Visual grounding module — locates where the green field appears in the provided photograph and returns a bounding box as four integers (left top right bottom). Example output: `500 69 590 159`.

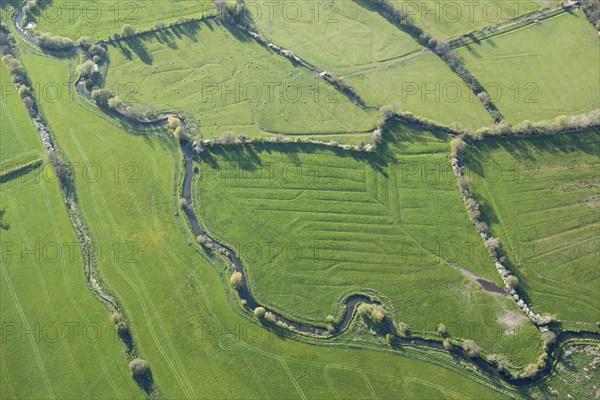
27 0 211 41
0 63 43 170
104 20 377 139
457 11 600 124
251 0 421 73
2 0 599 397
196 120 543 366
391 0 556 39
344 52 493 129
18 50 522 399
464 130 600 329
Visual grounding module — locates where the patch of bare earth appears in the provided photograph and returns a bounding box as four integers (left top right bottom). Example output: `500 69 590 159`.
497 311 528 335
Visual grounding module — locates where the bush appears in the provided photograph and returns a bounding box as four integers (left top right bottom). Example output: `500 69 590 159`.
229 271 243 289
254 306 266 317
128 358 149 377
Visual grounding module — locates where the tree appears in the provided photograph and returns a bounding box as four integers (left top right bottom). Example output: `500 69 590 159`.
76 60 95 78
397 322 409 337
229 271 243 289
111 312 123 324
506 275 519 288
122 24 137 37
370 304 386 324
91 88 114 107
108 96 123 109
436 323 446 336
129 358 148 377
168 116 182 128
254 306 265 317
463 340 480 357
443 339 452 350
22 96 34 110
264 311 276 323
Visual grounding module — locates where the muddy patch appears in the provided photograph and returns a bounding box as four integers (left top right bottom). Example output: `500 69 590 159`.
497 311 528 335
451 264 505 295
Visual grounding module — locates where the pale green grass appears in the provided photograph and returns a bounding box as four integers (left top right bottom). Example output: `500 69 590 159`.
391 0 557 38
28 0 212 41
457 11 600 124
465 129 600 329
251 0 421 73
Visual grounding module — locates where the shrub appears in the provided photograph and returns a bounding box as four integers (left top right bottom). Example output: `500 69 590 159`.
128 358 149 377
443 339 452 350
229 271 243 289
154 21 166 30
179 198 188 208
254 306 266 317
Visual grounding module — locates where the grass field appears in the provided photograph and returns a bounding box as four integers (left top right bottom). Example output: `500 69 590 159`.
250 0 421 73
0 166 141 398
196 120 544 366
27 0 211 41
457 10 600 124
344 52 493 129
464 130 600 329
18 50 522 399
104 20 377 139
0 63 43 170
390 0 557 38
